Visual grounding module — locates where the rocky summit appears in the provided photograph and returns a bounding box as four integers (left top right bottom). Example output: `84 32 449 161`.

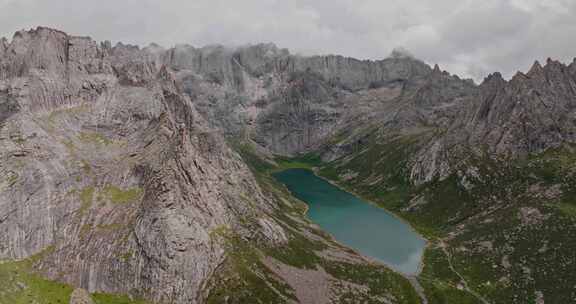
1 26 576 304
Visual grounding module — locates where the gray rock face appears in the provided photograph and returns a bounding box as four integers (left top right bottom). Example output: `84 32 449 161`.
160 42 436 155
404 58 576 183
165 42 431 91
252 70 342 154
317 57 576 185
4 25 575 303
0 27 287 303
465 59 576 155
2 24 561 203
0 37 8 58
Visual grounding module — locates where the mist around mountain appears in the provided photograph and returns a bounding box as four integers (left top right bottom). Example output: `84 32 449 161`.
1 26 576 303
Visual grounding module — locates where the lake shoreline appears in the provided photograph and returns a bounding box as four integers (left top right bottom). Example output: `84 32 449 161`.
309 167 429 277
273 167 428 277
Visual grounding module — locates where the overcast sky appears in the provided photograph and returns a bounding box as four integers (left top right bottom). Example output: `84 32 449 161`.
1 0 575 82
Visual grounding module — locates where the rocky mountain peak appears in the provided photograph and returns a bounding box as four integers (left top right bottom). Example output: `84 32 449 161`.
0 26 296 303
428 63 454 80
1 26 70 78
15 26 67 39
543 57 566 76
570 57 576 74
100 40 112 51
509 71 529 85
527 60 544 77
481 72 506 86
3 25 576 304
0 37 7 59
462 55 576 158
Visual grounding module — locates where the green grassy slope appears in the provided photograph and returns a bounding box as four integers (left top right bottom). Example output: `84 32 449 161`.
216 142 422 304
0 252 148 304
314 133 576 304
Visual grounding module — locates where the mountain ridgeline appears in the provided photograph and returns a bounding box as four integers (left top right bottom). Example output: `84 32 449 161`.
1 26 576 303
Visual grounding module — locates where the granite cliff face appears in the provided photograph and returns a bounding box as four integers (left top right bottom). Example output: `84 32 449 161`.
464 59 576 154
0 27 287 303
3 25 576 304
158 39 576 178
403 58 576 184
303 52 576 303
154 31 576 304
0 27 425 304
159 43 434 155
168 33 576 304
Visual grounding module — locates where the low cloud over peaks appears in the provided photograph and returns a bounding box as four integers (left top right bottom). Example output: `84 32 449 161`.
1 0 575 82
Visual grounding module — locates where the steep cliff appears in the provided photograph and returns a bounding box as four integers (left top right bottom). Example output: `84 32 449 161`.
0 27 423 304
4 25 576 304
160 42 435 155
312 58 576 303
0 26 279 303
159 35 576 304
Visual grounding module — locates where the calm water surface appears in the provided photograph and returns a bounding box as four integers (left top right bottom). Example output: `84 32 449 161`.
274 169 426 274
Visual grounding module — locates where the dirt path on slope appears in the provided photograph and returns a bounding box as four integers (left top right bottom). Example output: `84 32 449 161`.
438 240 491 304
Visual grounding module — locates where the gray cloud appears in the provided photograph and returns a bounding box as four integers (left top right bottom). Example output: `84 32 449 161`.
1 0 575 82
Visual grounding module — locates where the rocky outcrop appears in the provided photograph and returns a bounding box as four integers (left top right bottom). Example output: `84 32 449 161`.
164 42 432 91
356 58 576 184
5 27 574 183
464 58 576 156
0 27 287 303
3 25 575 304
1 25 428 304
159 41 438 155
0 37 8 58
157 26 576 185
252 70 342 154
152 26 576 304
405 58 576 184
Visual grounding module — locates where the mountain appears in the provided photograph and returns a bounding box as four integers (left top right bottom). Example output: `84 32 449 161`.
155 32 576 304
0 27 421 304
0 26 289 303
161 42 437 155
2 26 576 304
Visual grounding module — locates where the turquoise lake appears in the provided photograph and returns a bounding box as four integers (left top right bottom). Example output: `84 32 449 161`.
273 168 426 275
